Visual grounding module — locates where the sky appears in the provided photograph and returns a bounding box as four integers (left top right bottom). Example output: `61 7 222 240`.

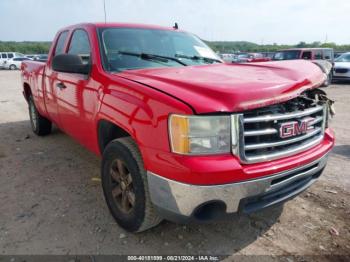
0 0 349 44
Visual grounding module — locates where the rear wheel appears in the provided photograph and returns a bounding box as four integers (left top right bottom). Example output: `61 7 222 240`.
28 96 52 136
101 137 162 232
9 64 16 70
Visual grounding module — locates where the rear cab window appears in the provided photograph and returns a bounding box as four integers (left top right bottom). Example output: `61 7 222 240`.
54 31 69 56
8 53 14 58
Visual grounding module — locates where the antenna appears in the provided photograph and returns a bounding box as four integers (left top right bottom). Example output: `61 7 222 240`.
173 22 178 30
103 0 107 23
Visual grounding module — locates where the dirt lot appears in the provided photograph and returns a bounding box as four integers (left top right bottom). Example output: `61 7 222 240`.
0 71 349 259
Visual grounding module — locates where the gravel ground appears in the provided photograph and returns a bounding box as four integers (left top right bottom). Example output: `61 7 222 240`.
0 71 349 259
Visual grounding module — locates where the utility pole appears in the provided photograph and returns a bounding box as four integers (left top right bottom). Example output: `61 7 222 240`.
103 0 107 23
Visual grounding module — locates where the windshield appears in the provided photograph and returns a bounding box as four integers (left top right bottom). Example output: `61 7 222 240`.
273 50 301 60
335 53 350 62
98 27 221 72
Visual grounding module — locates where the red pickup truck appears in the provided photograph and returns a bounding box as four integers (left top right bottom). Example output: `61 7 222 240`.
21 23 334 232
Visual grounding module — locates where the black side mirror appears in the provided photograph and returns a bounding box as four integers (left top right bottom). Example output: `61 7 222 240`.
52 54 90 74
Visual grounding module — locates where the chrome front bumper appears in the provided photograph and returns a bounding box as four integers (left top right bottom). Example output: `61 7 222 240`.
147 155 328 222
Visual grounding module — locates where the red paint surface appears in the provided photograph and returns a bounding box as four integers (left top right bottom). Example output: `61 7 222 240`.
21 23 334 185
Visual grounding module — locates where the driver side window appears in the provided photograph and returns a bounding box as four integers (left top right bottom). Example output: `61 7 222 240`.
68 29 91 65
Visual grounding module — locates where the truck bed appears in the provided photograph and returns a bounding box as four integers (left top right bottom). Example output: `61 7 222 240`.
22 60 46 76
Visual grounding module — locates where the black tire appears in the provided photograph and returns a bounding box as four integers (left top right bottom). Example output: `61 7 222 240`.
28 96 52 136
101 137 162 232
9 64 17 70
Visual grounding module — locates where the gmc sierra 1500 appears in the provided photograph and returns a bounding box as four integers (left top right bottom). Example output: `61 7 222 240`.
21 23 334 232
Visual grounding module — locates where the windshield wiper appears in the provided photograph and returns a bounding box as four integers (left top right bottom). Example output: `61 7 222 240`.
175 54 222 64
117 51 187 66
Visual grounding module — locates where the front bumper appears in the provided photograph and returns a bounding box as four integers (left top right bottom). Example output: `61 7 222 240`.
147 154 328 223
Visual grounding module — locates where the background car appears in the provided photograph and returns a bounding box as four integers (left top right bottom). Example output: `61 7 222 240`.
261 52 276 59
234 52 270 63
0 52 25 68
248 53 271 62
33 54 48 62
272 48 334 63
220 53 238 63
333 52 350 81
4 57 32 70
272 48 334 86
25 54 36 59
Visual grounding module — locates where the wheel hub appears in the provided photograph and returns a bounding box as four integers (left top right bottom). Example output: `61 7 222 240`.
110 159 135 213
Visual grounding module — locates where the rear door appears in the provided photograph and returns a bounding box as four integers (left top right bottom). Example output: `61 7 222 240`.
54 29 98 150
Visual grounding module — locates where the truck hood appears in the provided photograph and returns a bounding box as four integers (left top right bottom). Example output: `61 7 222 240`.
117 60 325 113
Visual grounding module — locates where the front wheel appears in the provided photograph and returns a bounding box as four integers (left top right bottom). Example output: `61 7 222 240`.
101 137 162 232
28 96 52 136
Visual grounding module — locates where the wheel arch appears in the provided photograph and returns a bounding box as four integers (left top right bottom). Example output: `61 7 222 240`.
23 82 32 102
97 119 133 154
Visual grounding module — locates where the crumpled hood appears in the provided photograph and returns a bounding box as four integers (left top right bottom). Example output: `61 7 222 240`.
117 60 325 113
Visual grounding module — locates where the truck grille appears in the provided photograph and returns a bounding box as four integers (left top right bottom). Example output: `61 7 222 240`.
233 97 326 164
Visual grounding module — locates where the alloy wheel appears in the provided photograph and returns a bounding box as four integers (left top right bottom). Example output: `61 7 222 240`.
110 159 135 213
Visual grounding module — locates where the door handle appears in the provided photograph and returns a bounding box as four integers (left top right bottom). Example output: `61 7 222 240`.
56 82 66 90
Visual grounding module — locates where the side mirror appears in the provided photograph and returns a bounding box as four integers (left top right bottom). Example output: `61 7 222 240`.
52 54 90 74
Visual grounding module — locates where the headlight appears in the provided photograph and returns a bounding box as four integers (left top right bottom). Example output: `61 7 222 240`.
169 114 231 155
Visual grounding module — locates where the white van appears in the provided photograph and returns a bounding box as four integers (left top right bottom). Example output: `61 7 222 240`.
0 52 25 68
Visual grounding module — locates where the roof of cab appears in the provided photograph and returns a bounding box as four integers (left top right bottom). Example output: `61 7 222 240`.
60 22 180 32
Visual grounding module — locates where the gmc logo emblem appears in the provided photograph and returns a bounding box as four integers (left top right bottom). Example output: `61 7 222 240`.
279 117 315 138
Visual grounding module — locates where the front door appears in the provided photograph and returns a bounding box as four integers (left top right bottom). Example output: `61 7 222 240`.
54 29 98 151
44 30 69 126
